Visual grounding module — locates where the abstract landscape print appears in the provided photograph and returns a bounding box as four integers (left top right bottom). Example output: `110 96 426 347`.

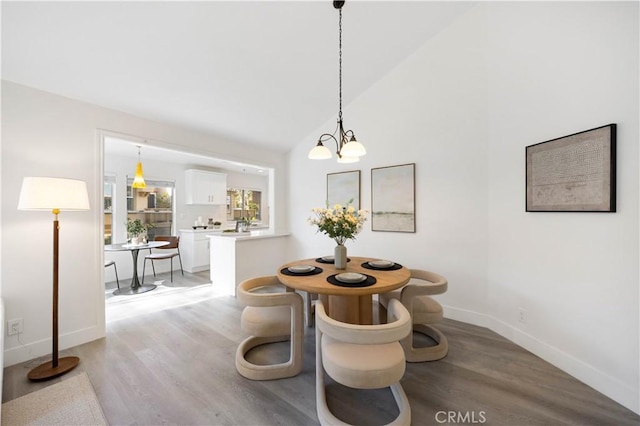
371 163 415 232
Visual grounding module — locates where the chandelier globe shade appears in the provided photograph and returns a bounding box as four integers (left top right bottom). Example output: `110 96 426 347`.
308 142 333 160
339 138 366 157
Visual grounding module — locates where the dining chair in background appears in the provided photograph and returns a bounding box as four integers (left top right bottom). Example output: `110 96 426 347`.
141 236 183 283
315 299 412 426
378 269 448 362
236 276 304 380
104 260 120 289
305 291 318 327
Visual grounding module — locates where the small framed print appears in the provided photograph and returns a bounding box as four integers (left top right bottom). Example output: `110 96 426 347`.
327 170 360 210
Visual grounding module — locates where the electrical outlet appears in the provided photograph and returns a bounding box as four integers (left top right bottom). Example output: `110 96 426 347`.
518 308 526 324
7 318 23 336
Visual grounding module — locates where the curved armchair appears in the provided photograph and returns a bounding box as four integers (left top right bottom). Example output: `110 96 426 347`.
379 269 448 362
235 276 304 380
315 299 412 426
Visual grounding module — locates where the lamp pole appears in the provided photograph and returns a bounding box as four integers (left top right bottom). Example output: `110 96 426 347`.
27 208 80 381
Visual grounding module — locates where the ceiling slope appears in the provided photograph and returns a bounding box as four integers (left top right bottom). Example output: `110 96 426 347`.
2 1 476 152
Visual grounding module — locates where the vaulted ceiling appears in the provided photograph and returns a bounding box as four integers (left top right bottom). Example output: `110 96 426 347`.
2 1 476 152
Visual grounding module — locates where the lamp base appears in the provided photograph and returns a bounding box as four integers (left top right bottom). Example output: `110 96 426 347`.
27 356 80 381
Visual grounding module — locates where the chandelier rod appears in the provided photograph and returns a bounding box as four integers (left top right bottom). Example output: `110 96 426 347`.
308 0 365 162
338 6 343 121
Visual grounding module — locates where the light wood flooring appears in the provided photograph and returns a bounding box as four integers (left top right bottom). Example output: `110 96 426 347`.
3 271 639 425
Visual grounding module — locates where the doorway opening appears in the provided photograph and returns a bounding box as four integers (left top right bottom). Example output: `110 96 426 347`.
101 132 274 320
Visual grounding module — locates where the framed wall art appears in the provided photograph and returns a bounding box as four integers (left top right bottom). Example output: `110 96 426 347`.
526 124 616 212
371 163 415 232
327 170 360 210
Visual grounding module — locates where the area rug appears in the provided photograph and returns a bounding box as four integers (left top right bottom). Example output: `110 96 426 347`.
1 372 107 425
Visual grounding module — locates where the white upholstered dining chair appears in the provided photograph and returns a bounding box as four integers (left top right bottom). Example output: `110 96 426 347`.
379 269 448 362
315 299 412 426
235 276 304 380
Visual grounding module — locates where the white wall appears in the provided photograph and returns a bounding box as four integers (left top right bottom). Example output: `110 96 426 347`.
0 81 287 366
288 2 639 414
485 1 639 413
288 4 490 323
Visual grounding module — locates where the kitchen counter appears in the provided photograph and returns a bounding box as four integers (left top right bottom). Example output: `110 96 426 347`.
179 228 224 233
180 225 269 234
208 231 290 295
179 227 276 274
208 229 287 241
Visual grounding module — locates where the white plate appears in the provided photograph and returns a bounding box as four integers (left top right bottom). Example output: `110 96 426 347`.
288 265 314 273
321 255 334 261
369 260 394 268
335 273 366 283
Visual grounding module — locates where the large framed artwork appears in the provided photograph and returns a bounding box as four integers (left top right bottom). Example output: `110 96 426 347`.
371 163 415 232
526 124 616 212
327 170 360 210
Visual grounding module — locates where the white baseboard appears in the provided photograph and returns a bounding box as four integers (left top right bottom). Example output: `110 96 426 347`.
3 325 104 368
443 305 639 415
442 304 492 328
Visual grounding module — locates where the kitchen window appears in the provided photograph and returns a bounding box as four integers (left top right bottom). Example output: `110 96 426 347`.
127 178 175 241
227 188 261 222
104 174 176 245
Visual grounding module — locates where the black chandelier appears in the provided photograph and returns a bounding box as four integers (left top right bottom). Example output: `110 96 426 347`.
308 0 366 164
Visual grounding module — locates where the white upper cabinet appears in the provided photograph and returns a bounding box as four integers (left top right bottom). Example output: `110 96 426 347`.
185 169 227 205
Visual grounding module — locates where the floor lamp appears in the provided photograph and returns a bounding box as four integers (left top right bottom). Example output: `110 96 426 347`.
18 177 90 381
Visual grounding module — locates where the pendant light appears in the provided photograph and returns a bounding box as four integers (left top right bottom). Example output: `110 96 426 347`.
308 0 366 163
132 145 146 189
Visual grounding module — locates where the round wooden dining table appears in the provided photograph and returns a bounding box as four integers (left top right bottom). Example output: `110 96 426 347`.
277 256 410 325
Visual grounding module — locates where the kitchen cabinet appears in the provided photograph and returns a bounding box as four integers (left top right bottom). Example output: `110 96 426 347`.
185 169 227 205
180 229 222 273
180 229 222 272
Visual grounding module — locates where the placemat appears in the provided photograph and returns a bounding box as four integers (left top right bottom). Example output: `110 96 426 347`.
360 261 403 271
315 257 351 264
327 274 376 287
280 267 323 276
